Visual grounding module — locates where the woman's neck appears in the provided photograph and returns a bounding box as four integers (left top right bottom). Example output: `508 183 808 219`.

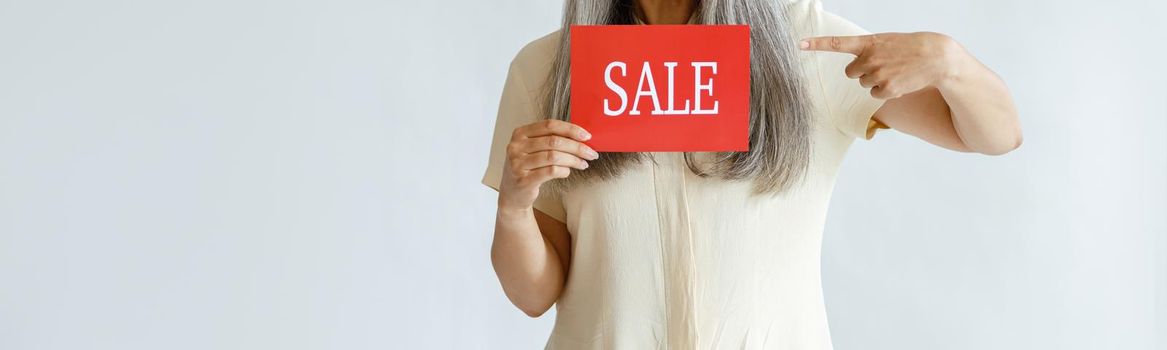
635 0 696 25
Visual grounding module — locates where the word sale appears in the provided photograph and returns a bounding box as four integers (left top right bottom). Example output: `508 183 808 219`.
601 61 719 117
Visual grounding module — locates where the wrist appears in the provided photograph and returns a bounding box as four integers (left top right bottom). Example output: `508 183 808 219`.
934 38 974 90
497 201 534 220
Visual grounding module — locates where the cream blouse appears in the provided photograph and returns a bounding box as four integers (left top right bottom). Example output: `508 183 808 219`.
482 1 887 348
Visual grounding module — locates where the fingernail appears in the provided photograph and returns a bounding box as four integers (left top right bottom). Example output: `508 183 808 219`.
579 131 592 140
580 161 589 169
799 40 809 49
585 149 599 160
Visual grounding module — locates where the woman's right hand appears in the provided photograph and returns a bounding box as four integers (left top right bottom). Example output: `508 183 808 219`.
497 119 599 212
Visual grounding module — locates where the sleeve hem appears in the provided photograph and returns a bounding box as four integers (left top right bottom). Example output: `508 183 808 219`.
847 97 887 140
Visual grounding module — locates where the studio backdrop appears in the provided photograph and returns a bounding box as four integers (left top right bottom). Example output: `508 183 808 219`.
0 0 1163 349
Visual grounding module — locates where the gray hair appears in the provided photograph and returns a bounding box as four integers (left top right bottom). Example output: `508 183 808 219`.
545 0 812 194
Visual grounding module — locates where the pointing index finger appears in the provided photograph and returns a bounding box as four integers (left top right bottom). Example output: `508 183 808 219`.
799 35 872 55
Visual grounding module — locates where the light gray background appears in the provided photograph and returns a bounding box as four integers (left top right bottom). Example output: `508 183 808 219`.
0 0 1163 349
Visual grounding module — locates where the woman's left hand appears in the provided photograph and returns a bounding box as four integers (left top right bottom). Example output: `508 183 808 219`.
800 32 970 100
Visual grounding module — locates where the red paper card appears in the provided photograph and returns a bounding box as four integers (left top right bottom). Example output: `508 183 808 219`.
570 25 750 152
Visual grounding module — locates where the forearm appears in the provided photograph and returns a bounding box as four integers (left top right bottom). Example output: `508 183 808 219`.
490 205 564 317
936 52 1022 155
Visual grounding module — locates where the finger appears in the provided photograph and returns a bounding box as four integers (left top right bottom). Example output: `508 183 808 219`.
516 119 591 141
518 150 589 171
799 35 872 55
525 165 572 185
844 57 873 79
870 85 899 100
859 73 882 89
522 135 599 160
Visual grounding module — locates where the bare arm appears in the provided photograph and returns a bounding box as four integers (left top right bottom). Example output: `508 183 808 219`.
802 32 1022 154
491 120 598 317
492 208 571 317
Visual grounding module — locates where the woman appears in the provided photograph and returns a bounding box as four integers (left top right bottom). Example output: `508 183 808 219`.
481 0 1021 348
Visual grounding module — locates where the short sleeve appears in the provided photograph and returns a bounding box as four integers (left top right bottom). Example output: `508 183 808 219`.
481 57 568 222
807 8 889 140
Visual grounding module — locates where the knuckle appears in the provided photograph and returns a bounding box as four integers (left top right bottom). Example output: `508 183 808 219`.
547 136 561 148
830 37 842 50
542 119 556 130
860 72 877 85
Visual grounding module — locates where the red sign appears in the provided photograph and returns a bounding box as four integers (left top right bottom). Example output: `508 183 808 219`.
570 25 750 152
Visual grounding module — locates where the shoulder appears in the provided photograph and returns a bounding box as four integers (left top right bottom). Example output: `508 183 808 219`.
783 0 868 38
506 30 562 94
511 30 560 68
786 1 886 139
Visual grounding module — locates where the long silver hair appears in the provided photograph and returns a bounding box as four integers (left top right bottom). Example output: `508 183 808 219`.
545 0 812 194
